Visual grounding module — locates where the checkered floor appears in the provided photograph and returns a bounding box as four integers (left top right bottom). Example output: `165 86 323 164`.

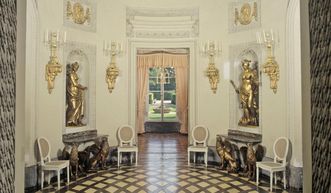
38 164 289 193
37 133 293 193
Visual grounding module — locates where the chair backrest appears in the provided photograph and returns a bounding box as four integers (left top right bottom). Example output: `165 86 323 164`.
37 137 51 166
117 125 135 146
191 125 209 146
273 137 289 166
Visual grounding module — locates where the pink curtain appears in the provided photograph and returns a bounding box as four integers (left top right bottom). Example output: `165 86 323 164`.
174 59 188 134
136 61 149 134
136 52 188 133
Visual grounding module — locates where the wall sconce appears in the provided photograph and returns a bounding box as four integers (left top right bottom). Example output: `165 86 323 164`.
256 30 280 93
44 30 66 94
200 41 222 94
103 41 123 93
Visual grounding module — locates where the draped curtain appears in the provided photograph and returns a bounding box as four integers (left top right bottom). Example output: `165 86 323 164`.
136 62 149 134
175 63 188 134
136 51 188 133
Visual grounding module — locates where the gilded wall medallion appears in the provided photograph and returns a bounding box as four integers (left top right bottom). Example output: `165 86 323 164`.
64 0 96 32
229 0 261 33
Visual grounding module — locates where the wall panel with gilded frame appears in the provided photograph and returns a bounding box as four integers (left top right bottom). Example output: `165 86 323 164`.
63 0 97 32
228 0 261 33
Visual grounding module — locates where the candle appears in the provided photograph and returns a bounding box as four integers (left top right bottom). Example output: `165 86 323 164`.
256 32 261 44
63 31 67 43
56 30 60 42
270 29 274 41
45 29 49 43
262 30 266 42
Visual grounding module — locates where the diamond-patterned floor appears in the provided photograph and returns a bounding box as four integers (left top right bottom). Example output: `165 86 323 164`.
36 133 295 193
38 164 290 193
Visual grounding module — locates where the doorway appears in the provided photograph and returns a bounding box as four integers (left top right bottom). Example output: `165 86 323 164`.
136 48 189 133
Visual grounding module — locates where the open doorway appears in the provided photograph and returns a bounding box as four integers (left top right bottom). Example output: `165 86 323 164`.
136 48 189 133
135 48 190 165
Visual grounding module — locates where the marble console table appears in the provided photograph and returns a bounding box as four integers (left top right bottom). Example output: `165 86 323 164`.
63 130 108 145
219 129 262 145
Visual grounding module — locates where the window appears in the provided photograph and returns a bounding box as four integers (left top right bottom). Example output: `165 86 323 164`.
147 67 176 121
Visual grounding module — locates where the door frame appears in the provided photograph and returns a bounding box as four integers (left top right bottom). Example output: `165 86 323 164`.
128 39 198 134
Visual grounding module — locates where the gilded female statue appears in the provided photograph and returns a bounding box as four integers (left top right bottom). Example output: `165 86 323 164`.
230 59 259 127
66 62 88 127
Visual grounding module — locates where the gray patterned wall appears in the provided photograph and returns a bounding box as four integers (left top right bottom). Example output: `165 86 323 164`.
309 0 331 192
0 0 16 192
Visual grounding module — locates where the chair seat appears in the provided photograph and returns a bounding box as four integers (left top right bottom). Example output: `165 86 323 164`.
257 161 285 171
43 160 69 170
188 145 208 152
118 146 138 152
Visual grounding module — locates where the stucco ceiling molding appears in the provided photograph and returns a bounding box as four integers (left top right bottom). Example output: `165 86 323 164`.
126 7 199 38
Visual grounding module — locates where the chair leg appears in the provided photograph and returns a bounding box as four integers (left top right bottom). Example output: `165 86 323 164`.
130 153 133 164
187 151 190 165
67 166 70 185
41 170 44 189
274 173 277 185
283 170 286 189
118 151 120 167
205 151 208 167
47 171 50 185
57 170 60 190
135 151 138 166
256 167 259 186
270 171 273 192
193 152 196 164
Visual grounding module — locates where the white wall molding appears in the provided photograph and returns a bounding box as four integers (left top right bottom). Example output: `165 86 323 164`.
25 0 40 166
126 7 199 38
286 0 303 167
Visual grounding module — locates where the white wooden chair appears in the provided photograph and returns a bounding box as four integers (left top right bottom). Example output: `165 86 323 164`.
256 137 289 192
37 137 70 190
117 125 138 167
187 125 209 167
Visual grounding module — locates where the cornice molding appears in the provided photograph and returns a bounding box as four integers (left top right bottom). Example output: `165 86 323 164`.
126 7 199 39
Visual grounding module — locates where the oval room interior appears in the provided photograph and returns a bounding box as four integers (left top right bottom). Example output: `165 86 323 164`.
1 0 330 193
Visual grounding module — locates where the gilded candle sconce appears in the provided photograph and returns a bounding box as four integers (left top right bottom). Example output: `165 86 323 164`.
44 30 66 94
103 41 123 93
256 30 279 93
200 41 222 94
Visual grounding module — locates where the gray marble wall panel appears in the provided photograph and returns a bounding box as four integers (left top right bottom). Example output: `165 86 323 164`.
0 0 17 192
309 0 331 193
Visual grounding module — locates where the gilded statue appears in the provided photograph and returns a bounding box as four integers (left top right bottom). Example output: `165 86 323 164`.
66 62 88 127
230 59 259 127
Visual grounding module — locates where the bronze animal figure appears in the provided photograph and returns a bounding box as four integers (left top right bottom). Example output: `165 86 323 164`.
99 139 110 169
70 143 79 180
246 143 257 180
216 136 238 173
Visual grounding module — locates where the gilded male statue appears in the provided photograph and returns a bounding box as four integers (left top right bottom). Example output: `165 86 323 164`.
66 62 88 127
230 59 259 127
